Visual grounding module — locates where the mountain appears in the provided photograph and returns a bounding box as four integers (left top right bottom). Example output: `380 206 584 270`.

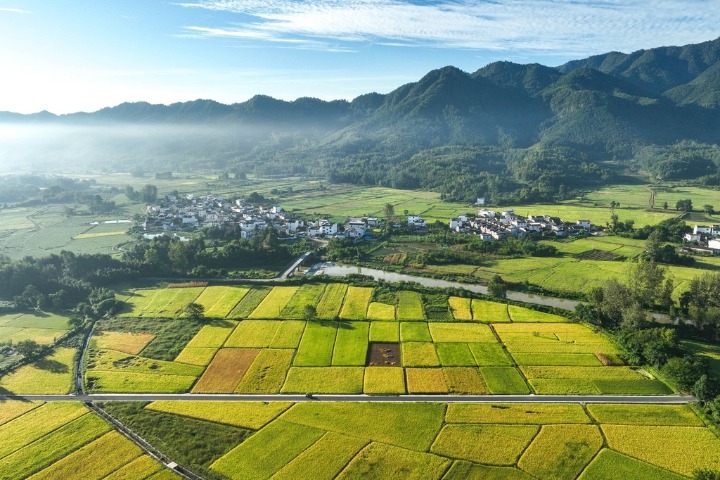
2 37 720 203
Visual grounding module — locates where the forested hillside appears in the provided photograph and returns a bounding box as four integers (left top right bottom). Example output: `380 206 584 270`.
3 37 720 204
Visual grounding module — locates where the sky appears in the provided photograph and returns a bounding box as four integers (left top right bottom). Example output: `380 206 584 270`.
1 0 719 114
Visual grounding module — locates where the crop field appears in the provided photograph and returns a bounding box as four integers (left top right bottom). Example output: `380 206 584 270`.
396 291 425 320
402 342 440 367
448 297 472 321
121 287 204 318
203 287 249 318
435 343 475 366
25 398 705 480
269 320 306 348
235 349 295 393
0 312 71 345
400 322 432 342
364 366 406 394
280 284 326 318
405 368 448 393
192 348 259 393
280 367 364 393
93 331 155 355
315 283 348 319
179 320 237 349
339 286 372 320
508 305 570 323
369 321 399 342
471 299 510 322
294 321 338 366
228 287 270 318
224 320 281 348
521 366 671 395
480 367 531 394
248 286 299 318
442 367 488 394
0 347 75 394
366 301 396 320
332 322 369 366
429 323 496 343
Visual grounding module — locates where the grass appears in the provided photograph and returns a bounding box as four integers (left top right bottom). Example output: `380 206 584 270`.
586 404 704 426
405 368 448 393
400 322 432 342
428 323 496 343
93 331 155 355
0 413 110 480
210 420 324 480
294 321 337 366
364 367 406 394
146 401 292 429
316 283 348 319
273 432 367 480
0 326 68 345
471 299 510 322
402 342 440 367
683 340 720 379
337 442 451 480
468 343 514 366
507 306 570 323
442 367 489 394
332 322 369 366
578 449 686 480
446 403 591 424
431 424 539 465
227 287 270 318
0 347 75 394
270 320 306 348
248 286 300 318
191 348 259 393
0 402 88 458
480 367 531 394
518 424 603 479
280 284 326 318
436 343 476 366
396 291 425 320
369 321 399 342
224 319 281 348
367 302 396 320
5 312 70 330
282 402 445 451
235 349 294 393
602 424 720 477
29 431 142 480
203 287 249 318
280 367 364 393
339 286 373 320
448 297 472 321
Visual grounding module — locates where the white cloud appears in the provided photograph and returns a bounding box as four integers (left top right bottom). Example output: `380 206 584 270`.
176 0 720 56
0 7 30 13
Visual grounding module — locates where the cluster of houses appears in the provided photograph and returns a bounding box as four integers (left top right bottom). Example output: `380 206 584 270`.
448 210 594 240
141 194 378 240
683 225 720 254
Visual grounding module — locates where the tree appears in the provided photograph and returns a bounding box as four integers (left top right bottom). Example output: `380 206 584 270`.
15 340 41 358
704 204 715 215
183 302 204 320
662 201 669 210
303 304 317 321
141 184 158 203
676 199 693 212
487 275 508 299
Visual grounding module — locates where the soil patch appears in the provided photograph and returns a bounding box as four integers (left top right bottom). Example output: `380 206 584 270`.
575 249 621 261
366 342 401 367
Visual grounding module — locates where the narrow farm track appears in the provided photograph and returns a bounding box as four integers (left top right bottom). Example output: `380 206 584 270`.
1 393 696 403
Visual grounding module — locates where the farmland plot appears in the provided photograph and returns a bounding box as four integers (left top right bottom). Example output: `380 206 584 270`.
316 283 348 319
339 286 373 320
332 322 369 366
280 284 326 318
369 321 399 342
366 302 396 320
0 347 75 394
428 323 495 343
396 291 424 320
281 367 364 393
248 286 299 318
227 287 271 318
518 424 603 479
294 321 337 366
192 348 259 393
471 299 510 322
204 287 249 318
224 320 280 348
235 349 294 393
94 331 155 355
448 297 472 321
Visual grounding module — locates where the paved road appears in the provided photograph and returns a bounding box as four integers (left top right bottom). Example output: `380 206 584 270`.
0 393 696 403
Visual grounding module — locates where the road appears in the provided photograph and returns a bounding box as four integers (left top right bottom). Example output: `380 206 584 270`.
0 393 696 404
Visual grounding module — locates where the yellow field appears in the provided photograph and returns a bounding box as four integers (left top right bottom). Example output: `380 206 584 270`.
147 401 292 429
94 331 155 355
191 348 259 393
0 347 75 394
448 297 472 321
405 368 448 394
248 287 299 318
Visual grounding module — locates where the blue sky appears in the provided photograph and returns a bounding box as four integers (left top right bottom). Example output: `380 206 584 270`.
1 0 718 114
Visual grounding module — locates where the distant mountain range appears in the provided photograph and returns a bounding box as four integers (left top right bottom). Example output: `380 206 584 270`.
3 37 720 203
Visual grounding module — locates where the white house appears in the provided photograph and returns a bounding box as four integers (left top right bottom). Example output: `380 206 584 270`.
709 239 720 250
685 233 702 242
576 220 592 229
694 225 713 235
